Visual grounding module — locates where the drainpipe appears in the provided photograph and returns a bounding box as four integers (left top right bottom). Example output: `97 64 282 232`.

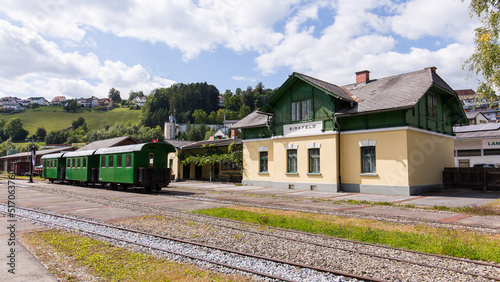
334 116 341 192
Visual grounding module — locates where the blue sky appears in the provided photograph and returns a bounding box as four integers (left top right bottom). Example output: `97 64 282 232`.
0 0 480 100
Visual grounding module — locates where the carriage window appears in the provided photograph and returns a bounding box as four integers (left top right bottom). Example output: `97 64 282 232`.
77 158 81 169
149 153 154 168
67 159 71 168
101 156 106 168
83 158 87 168
117 155 122 168
125 154 132 167
109 156 114 168
72 158 76 169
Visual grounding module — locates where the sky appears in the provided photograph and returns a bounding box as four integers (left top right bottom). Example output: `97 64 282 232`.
0 0 481 100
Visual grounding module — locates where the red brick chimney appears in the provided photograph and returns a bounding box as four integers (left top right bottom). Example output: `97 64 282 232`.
355 70 370 84
230 128 239 138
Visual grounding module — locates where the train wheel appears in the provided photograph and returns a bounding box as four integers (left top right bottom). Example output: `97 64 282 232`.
154 184 162 191
49 179 54 183
121 184 129 190
145 186 152 193
111 183 117 190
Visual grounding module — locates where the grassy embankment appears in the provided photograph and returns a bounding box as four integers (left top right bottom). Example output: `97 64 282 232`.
22 230 247 281
0 106 141 134
193 206 500 263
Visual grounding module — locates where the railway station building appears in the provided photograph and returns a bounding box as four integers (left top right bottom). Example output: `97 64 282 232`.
231 68 467 196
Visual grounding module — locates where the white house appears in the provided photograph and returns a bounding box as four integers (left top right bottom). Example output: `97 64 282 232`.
132 96 147 107
28 97 48 105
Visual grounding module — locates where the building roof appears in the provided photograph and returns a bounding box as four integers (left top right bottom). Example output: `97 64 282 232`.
181 138 242 150
164 139 196 149
454 124 500 139
95 143 175 154
231 110 270 129
77 136 139 151
456 89 475 97
0 146 74 160
338 68 456 115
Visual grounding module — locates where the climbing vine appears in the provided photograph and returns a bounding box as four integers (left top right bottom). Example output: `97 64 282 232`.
179 142 243 171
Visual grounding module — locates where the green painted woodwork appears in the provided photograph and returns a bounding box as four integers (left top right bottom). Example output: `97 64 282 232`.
42 157 65 179
97 143 174 184
273 80 335 126
65 156 98 182
243 127 272 139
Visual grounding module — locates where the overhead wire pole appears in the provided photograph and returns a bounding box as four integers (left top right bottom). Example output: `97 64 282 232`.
28 135 36 183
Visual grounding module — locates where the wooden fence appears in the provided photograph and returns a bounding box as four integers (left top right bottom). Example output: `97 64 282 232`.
443 167 500 191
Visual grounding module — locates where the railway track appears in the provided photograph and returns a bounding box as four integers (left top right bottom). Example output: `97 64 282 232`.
1 204 376 282
8 181 500 281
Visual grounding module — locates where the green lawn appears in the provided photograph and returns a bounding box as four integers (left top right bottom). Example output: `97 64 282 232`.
1 106 141 134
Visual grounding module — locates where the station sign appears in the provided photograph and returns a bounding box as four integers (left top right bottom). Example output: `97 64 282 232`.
483 139 500 149
283 121 323 137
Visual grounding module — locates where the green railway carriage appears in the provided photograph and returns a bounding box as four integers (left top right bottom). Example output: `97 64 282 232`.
64 150 100 184
41 153 67 182
95 143 175 191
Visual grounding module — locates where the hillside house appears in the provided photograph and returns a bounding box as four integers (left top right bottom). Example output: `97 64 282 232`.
232 67 467 196
52 96 66 105
28 97 48 105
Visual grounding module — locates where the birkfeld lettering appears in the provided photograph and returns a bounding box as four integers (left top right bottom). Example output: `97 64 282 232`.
488 141 500 146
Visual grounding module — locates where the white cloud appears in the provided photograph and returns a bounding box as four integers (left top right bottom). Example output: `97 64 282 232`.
0 20 175 99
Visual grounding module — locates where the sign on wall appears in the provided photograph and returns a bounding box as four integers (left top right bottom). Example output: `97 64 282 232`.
283 121 323 137
483 139 500 149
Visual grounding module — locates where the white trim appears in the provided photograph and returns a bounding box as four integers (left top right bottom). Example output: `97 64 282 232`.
285 143 298 150
306 142 321 149
359 139 376 147
258 146 269 152
242 137 274 143
341 126 454 139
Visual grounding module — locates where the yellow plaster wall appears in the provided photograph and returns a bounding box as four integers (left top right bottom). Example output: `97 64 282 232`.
168 152 178 179
243 139 274 181
406 130 454 186
243 134 338 184
340 130 409 186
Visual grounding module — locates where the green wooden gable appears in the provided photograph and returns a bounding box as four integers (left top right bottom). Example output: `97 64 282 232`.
241 69 467 139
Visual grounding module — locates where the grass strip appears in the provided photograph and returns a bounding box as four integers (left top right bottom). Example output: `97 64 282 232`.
23 230 247 282
193 207 500 263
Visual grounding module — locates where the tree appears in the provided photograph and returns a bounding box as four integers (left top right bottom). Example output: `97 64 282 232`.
464 0 500 100
192 109 208 124
128 90 144 101
72 117 86 130
35 127 47 140
4 118 29 141
238 105 252 119
64 100 78 112
108 87 122 103
31 103 40 111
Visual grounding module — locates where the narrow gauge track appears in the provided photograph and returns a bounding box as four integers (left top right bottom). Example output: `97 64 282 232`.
13 182 500 281
0 204 375 282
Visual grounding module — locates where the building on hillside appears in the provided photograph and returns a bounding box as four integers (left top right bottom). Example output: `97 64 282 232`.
77 97 99 108
232 67 467 196
52 96 66 105
456 89 500 122
454 124 500 167
28 97 48 105
98 98 113 108
2 103 23 111
0 96 22 106
466 111 489 125
132 96 147 107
